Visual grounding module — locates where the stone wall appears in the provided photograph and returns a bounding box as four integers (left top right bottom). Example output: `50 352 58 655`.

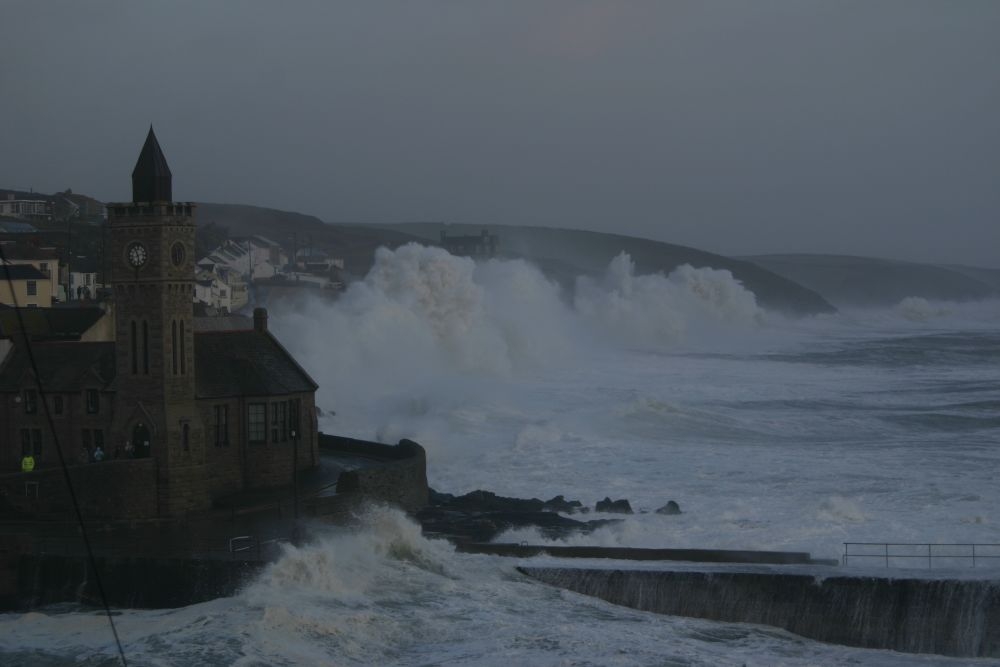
0 458 159 519
319 435 428 512
519 567 1000 659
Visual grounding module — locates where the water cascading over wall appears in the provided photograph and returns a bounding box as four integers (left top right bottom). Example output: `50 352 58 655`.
518 567 1000 658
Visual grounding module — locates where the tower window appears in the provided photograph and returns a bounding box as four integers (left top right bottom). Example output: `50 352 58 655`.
180 320 186 375
131 321 138 374
182 423 190 451
171 242 186 266
142 321 149 375
171 320 178 375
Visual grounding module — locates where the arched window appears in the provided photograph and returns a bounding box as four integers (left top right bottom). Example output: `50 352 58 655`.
179 320 186 375
171 320 178 375
142 321 149 374
130 321 138 374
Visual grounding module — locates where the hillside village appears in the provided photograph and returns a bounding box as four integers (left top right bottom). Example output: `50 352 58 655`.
0 189 348 318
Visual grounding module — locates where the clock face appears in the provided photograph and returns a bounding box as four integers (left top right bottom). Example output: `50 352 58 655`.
126 242 148 268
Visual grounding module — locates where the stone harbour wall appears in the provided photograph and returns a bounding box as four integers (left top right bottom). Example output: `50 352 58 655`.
319 435 429 512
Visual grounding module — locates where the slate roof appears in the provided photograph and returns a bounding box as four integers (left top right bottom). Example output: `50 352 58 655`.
194 331 318 398
0 342 115 392
0 327 317 399
1 264 47 280
132 126 172 203
0 306 106 341
193 315 253 332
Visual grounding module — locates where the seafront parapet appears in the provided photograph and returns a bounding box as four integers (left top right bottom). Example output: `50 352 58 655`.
519 566 1000 658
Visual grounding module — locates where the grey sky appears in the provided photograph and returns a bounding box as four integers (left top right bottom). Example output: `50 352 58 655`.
2 1 998 266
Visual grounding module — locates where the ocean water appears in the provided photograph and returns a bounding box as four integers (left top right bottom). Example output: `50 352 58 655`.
3 245 999 666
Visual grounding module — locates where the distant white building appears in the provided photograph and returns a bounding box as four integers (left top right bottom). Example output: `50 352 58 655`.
0 195 52 220
198 236 287 283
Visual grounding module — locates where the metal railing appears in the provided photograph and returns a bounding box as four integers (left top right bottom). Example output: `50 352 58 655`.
843 542 1000 568
228 535 288 561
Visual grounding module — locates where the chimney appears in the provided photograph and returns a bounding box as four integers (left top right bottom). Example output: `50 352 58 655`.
253 307 268 333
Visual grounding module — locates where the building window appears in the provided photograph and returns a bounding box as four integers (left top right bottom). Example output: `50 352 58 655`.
180 320 186 375
289 398 300 439
214 404 229 446
248 403 266 443
81 428 92 454
171 320 178 375
26 280 37 296
272 402 288 443
20 429 31 456
93 429 104 451
131 320 138 374
85 389 99 414
53 395 64 415
31 429 42 457
142 321 149 375
182 423 190 451
24 389 37 414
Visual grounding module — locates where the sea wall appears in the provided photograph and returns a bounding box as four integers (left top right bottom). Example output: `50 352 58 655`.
9 553 262 611
0 459 159 519
519 567 1000 658
319 435 428 512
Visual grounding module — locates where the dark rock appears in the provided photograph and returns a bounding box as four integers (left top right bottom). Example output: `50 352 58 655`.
656 500 682 515
416 507 598 543
544 495 583 513
595 497 633 514
427 488 585 514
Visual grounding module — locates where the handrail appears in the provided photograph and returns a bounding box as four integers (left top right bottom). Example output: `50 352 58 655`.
843 542 1000 568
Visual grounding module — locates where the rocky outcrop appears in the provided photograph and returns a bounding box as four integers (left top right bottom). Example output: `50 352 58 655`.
655 501 681 515
595 497 633 514
418 488 615 543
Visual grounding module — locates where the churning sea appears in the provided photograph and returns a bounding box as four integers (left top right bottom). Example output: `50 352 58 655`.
3 245 999 666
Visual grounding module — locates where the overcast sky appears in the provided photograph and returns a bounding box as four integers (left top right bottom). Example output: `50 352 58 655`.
2 1 998 265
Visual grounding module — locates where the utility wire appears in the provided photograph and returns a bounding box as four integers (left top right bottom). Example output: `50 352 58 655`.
0 246 128 667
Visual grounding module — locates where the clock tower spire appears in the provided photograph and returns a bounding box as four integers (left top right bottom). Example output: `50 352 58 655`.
107 127 208 515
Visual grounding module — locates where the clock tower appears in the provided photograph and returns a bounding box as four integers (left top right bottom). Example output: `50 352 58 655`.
107 127 209 514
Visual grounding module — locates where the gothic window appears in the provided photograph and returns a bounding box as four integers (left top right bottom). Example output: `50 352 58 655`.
23 389 37 414
288 399 300 439
214 405 229 446
131 320 138 374
171 242 186 266
271 402 288 443
31 429 42 457
171 320 178 375
248 403 266 443
142 321 150 374
85 389 99 414
180 320 186 375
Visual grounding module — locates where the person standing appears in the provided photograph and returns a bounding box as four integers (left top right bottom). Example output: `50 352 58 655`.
93 445 105 462
21 453 35 473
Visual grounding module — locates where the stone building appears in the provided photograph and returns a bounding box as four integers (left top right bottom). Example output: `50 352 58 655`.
0 128 318 517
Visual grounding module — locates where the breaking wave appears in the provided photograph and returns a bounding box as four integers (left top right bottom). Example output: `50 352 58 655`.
273 244 765 410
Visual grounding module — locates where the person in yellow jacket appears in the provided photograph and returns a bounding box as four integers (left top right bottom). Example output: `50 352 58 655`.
21 454 35 473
